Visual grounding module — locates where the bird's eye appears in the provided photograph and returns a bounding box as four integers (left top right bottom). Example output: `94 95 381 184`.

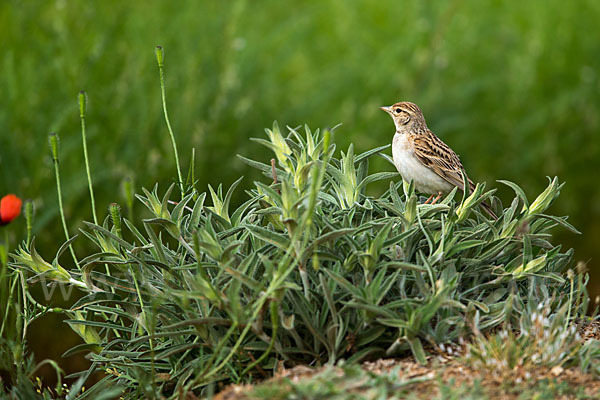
395 108 401 113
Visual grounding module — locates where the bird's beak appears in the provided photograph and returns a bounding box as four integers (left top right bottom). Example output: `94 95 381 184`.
380 106 392 114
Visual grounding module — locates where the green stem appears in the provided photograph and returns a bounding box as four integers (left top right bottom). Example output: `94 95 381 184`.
0 272 18 339
202 322 250 380
186 322 239 392
78 91 98 225
25 200 33 246
0 229 7 266
79 92 116 288
155 46 185 199
29 359 64 395
565 273 575 332
19 272 28 342
49 133 80 269
131 268 156 387
242 300 279 375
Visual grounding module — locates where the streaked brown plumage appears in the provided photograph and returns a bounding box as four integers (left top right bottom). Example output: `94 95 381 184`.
381 101 496 219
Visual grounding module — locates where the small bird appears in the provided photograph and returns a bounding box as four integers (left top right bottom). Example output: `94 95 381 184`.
381 101 496 218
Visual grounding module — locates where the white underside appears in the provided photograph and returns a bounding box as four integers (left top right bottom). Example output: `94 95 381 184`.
392 133 454 195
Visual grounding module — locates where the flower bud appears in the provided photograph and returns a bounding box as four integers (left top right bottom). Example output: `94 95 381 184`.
109 203 122 238
12 242 71 283
265 122 293 172
48 133 59 162
142 186 171 220
155 45 164 67
526 177 562 217
78 91 87 118
566 269 574 280
280 179 299 222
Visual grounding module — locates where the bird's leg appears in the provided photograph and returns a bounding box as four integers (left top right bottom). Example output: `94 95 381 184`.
430 192 443 205
424 194 435 204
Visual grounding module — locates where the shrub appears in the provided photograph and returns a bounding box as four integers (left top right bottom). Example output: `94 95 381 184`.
7 121 582 398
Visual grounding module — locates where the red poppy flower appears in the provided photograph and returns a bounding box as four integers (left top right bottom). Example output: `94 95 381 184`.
0 194 22 226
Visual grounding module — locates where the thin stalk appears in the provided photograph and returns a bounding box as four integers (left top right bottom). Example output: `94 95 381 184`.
25 200 33 246
0 229 7 275
0 272 18 338
187 147 197 201
79 93 117 290
78 91 98 225
0 229 7 266
19 272 28 341
155 46 185 199
201 322 250 381
0 232 7 337
14 273 23 344
29 359 64 395
242 300 279 375
188 322 239 390
48 133 80 269
565 271 575 332
131 268 156 388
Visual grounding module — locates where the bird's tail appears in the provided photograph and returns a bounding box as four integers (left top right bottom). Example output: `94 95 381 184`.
479 200 497 220
465 176 498 220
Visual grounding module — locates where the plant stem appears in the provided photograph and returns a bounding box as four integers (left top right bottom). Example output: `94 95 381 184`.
25 200 33 246
0 271 18 339
155 46 185 199
78 91 98 225
131 267 156 386
242 300 279 375
565 272 575 332
79 92 117 285
49 133 80 269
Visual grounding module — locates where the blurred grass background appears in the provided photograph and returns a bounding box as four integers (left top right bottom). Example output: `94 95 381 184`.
1 0 599 385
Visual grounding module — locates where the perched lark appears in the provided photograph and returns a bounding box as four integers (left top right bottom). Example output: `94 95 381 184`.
381 101 496 218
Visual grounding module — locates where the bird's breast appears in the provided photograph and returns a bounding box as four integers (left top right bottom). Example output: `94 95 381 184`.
392 133 453 194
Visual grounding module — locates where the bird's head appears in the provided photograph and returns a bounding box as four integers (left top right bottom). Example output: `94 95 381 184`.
380 101 426 133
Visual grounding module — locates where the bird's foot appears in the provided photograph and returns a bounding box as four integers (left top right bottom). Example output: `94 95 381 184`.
424 194 435 204
430 192 443 205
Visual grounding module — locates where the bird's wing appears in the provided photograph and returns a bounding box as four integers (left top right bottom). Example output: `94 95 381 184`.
412 132 475 193
412 131 497 219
